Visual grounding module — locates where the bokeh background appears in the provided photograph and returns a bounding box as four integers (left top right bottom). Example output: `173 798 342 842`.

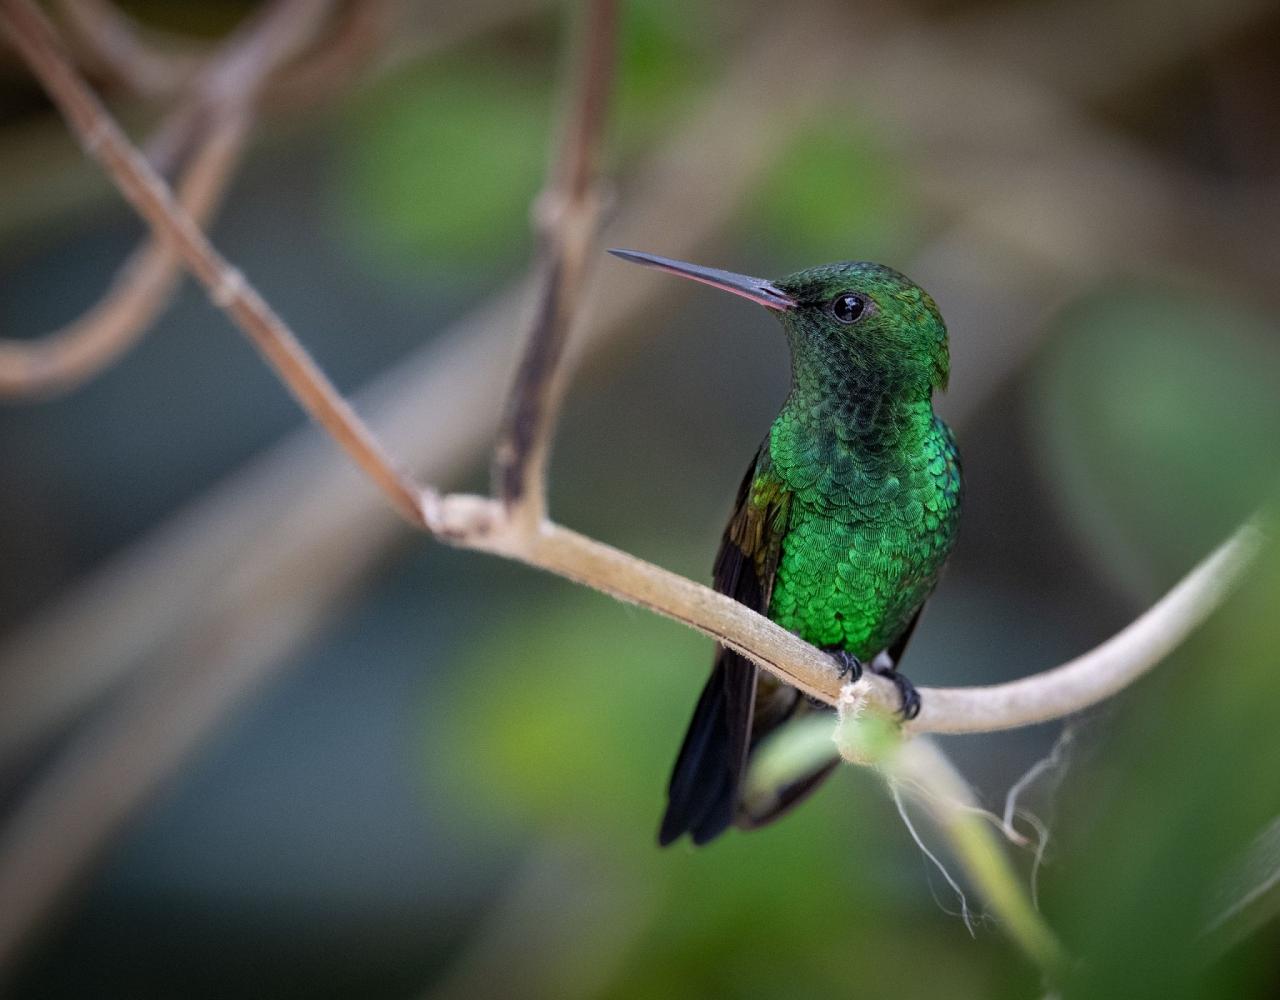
1 0 1279 997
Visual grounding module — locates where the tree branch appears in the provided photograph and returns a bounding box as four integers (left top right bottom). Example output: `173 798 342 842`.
0 115 244 399
906 519 1265 733
0 15 816 771
1 0 1272 975
492 0 617 525
424 494 1266 728
0 0 337 400
1 0 425 524
55 0 203 98
56 0 385 107
267 0 394 111
1 0 1265 737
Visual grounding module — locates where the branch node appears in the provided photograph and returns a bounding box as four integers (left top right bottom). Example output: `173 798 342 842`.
833 679 903 766
836 678 871 723
530 188 565 233
81 115 109 154
210 266 246 308
428 493 504 545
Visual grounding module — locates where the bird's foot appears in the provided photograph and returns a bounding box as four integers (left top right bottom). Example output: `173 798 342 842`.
871 662 921 720
830 650 863 682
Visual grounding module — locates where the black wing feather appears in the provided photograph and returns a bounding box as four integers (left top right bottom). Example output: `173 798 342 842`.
659 450 936 844
659 447 780 846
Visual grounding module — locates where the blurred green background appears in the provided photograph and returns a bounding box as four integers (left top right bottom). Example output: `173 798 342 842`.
1 0 1279 997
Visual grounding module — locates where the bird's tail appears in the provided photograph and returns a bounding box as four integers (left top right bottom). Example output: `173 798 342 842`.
659 661 841 845
658 656 754 846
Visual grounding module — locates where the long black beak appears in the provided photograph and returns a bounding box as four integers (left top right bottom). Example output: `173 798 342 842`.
608 248 795 311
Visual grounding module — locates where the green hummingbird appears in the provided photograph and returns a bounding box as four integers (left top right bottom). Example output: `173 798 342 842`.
608 249 962 846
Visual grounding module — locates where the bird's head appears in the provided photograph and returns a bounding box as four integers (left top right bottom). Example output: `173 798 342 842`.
608 250 949 399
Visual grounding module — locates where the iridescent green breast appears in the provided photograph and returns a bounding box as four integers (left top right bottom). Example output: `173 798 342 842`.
765 411 961 658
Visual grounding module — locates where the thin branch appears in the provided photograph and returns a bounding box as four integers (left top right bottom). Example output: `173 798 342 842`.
267 0 394 110
172 0 333 115
906 520 1264 734
0 2 1270 973
2 0 1266 735
0 15 814 771
0 116 245 399
492 0 617 525
1 0 424 526
0 0 336 400
424 494 1267 729
55 0 203 98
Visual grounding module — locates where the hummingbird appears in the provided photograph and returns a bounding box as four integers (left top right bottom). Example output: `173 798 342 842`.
608 249 962 846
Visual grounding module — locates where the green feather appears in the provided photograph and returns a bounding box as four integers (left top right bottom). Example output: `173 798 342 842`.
766 261 961 659
608 249 963 844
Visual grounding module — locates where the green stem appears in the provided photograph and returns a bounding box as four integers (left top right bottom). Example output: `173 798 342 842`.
886 737 1068 976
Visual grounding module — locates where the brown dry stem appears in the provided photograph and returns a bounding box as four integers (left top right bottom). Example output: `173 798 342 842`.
1 0 1271 979
492 0 618 526
0 0 339 400
0 0 1262 734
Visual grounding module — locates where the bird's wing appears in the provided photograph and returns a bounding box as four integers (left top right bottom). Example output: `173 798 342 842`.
658 445 790 846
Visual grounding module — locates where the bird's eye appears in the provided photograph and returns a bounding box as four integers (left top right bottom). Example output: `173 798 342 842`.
830 293 866 324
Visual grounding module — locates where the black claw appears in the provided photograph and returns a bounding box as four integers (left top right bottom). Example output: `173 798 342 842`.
830 650 863 682
872 663 921 720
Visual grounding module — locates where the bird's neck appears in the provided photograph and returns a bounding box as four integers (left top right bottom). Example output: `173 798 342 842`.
769 363 937 494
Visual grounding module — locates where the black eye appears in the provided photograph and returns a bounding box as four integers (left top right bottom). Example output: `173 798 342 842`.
830 293 866 324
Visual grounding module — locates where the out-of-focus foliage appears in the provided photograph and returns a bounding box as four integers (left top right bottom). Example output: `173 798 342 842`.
1036 290 1280 588
332 0 712 276
1031 294 1280 998
612 0 715 147
2 0 1279 997
749 126 924 264
1045 536 1280 1000
335 54 554 273
431 591 1031 1000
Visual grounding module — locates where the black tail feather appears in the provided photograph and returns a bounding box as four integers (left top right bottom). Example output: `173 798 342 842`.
658 656 756 846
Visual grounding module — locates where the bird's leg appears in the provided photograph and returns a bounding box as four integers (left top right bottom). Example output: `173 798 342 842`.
869 655 921 721
829 649 863 682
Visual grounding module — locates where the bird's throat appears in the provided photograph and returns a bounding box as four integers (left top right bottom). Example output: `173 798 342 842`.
768 378 937 501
